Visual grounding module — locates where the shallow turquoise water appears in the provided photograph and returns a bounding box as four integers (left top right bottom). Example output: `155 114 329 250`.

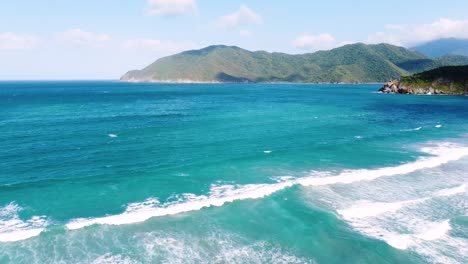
0 82 467 263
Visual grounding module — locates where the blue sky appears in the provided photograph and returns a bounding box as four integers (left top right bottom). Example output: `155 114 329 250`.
1 0 468 79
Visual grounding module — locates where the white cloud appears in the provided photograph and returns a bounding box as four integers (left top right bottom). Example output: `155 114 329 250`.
366 18 468 46
216 5 262 28
292 33 336 51
239 29 253 37
121 38 195 53
60 28 110 47
366 32 405 46
147 0 196 16
0 33 39 50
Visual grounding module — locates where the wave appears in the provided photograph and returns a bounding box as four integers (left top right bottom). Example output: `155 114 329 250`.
337 196 455 250
435 184 466 197
297 143 468 187
92 254 137 264
337 198 427 220
415 220 452 241
336 178 465 250
334 182 466 257
338 182 466 221
0 202 48 242
401 127 422 132
66 182 294 230
66 142 468 230
346 220 453 251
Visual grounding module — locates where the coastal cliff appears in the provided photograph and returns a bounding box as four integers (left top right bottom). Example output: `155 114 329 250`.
378 66 468 95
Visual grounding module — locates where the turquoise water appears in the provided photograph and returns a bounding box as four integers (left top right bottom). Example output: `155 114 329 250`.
0 82 467 263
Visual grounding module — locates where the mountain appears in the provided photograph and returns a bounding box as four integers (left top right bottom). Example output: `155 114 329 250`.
411 38 468 57
121 43 468 83
378 66 468 95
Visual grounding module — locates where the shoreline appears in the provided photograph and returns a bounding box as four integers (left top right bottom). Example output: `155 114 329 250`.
119 79 384 85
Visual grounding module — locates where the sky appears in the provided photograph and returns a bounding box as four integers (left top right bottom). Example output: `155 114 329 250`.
1 0 468 80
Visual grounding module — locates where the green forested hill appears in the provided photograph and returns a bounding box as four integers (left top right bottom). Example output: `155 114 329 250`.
399 66 468 94
121 43 468 83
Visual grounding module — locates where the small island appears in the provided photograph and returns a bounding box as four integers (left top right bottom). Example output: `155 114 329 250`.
378 66 468 95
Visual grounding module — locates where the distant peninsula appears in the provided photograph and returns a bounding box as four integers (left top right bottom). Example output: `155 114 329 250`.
378 66 468 95
121 43 468 84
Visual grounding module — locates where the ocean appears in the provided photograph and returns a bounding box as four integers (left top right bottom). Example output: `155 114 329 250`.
0 81 467 264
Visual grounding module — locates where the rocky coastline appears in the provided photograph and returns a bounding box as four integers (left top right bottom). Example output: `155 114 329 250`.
378 65 468 95
378 80 447 95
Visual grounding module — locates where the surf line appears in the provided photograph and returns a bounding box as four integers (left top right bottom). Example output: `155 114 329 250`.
66 144 468 230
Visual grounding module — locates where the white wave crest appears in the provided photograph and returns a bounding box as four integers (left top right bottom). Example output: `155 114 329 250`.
0 202 48 242
92 254 137 264
435 184 466 197
66 142 468 230
402 127 422 132
338 182 466 221
298 143 468 187
416 220 452 241
66 182 294 230
337 198 427 220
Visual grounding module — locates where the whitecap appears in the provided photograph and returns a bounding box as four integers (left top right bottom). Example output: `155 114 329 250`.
66 181 294 230
92 253 137 264
435 124 443 128
0 202 48 242
108 134 118 138
402 127 422 132
383 233 413 250
263 150 272 154
66 142 468 230
415 220 451 241
435 184 466 197
337 198 427 220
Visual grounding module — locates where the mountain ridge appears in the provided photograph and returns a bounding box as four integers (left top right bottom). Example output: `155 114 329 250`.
121 43 468 83
411 38 468 57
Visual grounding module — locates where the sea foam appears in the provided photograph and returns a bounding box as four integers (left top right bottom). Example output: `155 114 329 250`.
337 198 427 220
0 202 48 242
416 220 452 241
435 184 466 197
402 127 422 132
66 142 468 230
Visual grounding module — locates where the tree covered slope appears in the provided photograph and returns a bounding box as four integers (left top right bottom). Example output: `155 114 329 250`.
121 43 468 83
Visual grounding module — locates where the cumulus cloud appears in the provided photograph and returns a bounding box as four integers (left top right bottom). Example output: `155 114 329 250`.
121 38 195 53
60 28 110 47
147 0 196 16
292 33 336 51
215 5 263 28
366 18 468 46
0 32 40 50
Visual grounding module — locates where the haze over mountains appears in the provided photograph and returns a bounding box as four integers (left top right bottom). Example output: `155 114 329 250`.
411 38 468 57
121 39 468 83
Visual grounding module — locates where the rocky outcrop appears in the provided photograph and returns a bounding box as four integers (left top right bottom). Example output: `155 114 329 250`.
378 80 446 94
378 66 468 95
